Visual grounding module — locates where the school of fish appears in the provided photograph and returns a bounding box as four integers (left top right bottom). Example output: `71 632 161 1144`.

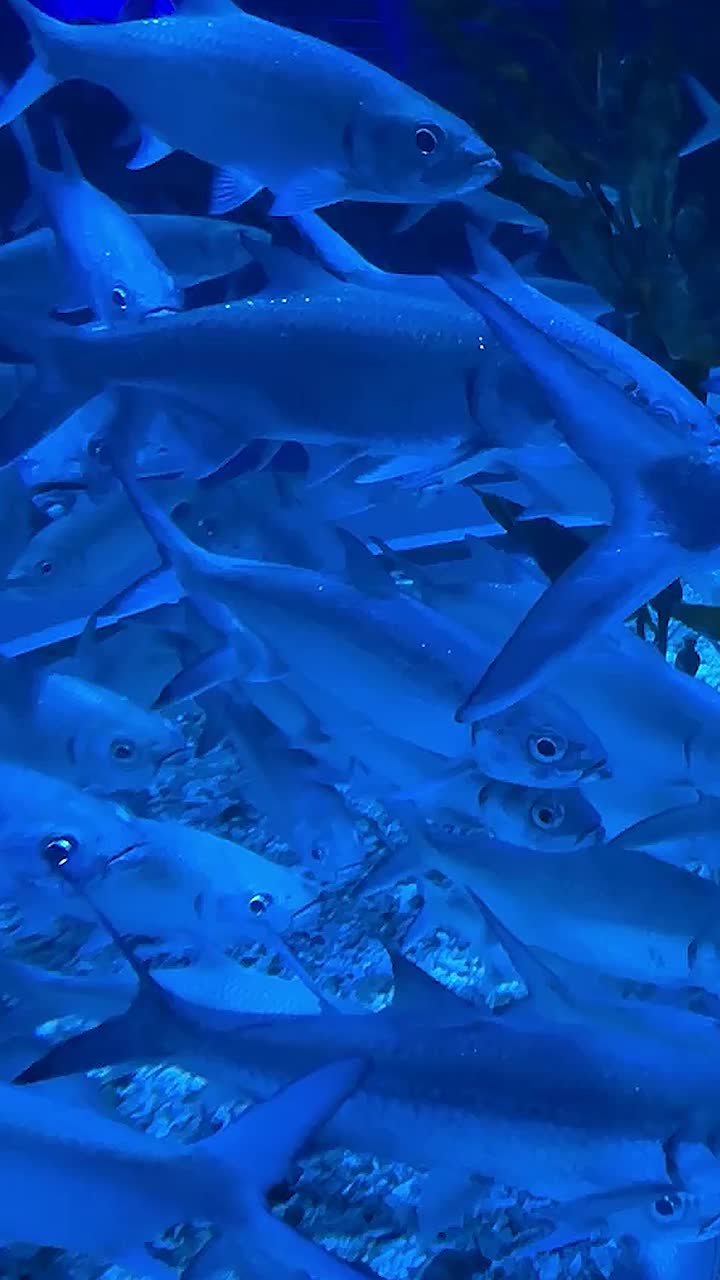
2 2 720 1279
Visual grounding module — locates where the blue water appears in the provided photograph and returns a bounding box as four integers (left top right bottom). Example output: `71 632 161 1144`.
0 2 720 1280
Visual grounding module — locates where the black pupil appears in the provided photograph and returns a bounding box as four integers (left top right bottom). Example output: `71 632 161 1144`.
655 1197 676 1218
536 738 557 758
537 808 555 825
113 288 128 308
45 838 73 865
39 561 53 575
113 742 133 759
416 127 437 154
250 895 268 914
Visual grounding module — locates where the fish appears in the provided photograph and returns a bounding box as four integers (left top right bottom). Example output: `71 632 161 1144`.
0 482 186 650
17 900 720 1230
195 687 362 882
510 151 586 197
8 111 182 324
458 232 717 445
0 651 184 794
391 186 548 237
0 276 542 474
43 810 320 948
0 214 258 313
476 779 605 850
1 0 498 215
426 565 720 795
0 1059 369 1280
401 835 720 996
104 444 611 788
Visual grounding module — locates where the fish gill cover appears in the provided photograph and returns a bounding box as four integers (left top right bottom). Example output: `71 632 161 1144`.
2 1 720 1279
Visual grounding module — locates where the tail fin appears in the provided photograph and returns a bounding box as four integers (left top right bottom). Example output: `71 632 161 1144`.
455 522 684 719
14 969 177 1083
679 75 720 158
186 1058 370 1280
0 1 63 128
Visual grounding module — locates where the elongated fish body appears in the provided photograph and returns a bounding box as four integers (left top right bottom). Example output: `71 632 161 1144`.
4 0 496 211
27 982 715 1206
16 291 504 457
435 840 720 993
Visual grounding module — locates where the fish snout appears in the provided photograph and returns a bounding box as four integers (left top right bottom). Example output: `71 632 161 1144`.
580 757 612 782
577 820 606 847
467 153 502 187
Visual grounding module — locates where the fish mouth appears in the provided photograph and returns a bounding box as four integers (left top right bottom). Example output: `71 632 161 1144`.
144 306 180 320
104 842 148 874
575 823 605 847
580 757 612 781
468 155 502 187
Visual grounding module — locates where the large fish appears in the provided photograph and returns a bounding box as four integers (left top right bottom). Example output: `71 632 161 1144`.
0 280 541 470
17 913 720 1225
1 0 498 214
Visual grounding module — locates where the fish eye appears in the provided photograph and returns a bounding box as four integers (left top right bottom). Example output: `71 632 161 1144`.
35 559 54 577
87 434 110 463
310 847 325 862
530 800 566 830
415 125 442 155
111 284 129 310
111 738 138 762
248 892 273 916
40 834 78 869
528 732 567 763
651 1193 685 1221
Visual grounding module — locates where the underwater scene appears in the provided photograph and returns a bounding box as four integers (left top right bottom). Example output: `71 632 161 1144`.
6 0 720 1277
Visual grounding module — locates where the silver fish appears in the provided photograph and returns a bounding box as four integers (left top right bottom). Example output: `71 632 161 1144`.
2 0 497 215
